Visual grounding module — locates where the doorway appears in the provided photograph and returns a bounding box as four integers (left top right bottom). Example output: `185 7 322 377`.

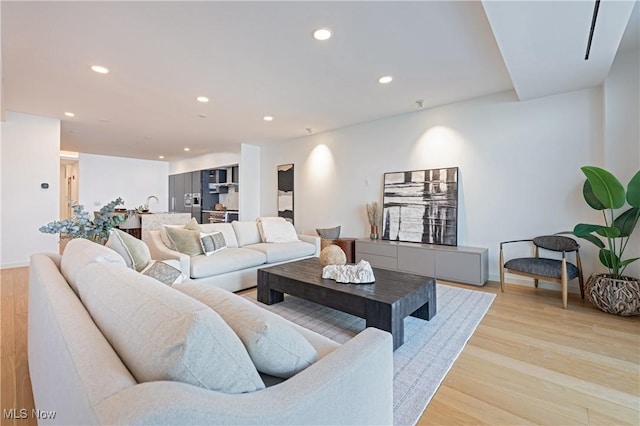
60 159 79 220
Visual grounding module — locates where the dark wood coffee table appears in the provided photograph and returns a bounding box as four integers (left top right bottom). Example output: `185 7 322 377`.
257 258 436 350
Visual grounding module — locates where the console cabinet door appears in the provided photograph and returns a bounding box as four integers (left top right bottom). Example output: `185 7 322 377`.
435 251 481 285
397 246 436 276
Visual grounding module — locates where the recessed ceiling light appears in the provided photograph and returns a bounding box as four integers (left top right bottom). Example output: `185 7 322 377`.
64 112 75 117
184 147 190 152
313 28 332 41
91 65 109 74
158 155 165 159
196 96 209 103
263 116 274 121
378 75 393 84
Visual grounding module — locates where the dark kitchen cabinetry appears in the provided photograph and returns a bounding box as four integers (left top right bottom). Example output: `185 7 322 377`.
169 164 239 224
168 170 202 223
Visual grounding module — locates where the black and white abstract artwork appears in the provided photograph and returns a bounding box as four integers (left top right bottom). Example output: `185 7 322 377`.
277 164 294 223
382 167 458 246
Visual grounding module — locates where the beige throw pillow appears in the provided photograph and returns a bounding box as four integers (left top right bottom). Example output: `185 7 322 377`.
184 217 201 231
178 284 318 378
106 229 152 272
77 262 265 394
164 227 203 256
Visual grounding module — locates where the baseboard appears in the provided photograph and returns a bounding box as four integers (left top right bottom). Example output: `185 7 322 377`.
491 274 582 294
1 262 29 270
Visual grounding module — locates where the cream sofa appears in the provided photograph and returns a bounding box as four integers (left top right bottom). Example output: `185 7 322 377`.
28 239 393 425
144 220 320 292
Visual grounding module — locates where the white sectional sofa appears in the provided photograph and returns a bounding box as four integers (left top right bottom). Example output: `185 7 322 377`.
28 238 393 425
144 219 320 292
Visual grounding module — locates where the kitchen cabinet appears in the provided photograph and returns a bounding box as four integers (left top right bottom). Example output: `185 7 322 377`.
169 164 239 224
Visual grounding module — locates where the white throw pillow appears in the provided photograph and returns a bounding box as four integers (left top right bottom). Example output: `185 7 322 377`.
260 220 299 243
231 221 262 247
200 232 227 256
106 229 151 272
77 262 265 394
141 259 183 285
257 216 286 242
177 284 317 378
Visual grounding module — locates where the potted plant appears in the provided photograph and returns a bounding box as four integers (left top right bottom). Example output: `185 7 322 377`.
40 198 126 246
573 166 640 316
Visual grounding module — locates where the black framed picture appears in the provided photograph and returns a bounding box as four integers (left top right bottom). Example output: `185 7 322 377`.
382 167 458 246
277 164 294 223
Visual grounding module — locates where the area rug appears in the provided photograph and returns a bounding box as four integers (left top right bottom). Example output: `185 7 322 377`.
243 283 495 426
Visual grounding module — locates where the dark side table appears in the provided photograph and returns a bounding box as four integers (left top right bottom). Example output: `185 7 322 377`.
320 238 357 263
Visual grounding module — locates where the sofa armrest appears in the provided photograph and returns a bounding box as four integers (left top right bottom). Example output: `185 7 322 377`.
298 234 320 256
145 231 190 278
97 327 393 425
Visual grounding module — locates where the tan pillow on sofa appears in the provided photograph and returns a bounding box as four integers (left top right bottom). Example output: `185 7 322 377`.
164 227 203 256
76 262 265 394
178 284 318 378
106 229 151 272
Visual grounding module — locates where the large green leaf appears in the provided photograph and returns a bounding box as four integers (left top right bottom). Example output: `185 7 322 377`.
595 226 621 238
627 170 640 207
575 233 605 248
582 180 606 210
599 249 620 269
581 166 625 209
619 257 640 268
573 223 604 236
614 207 640 237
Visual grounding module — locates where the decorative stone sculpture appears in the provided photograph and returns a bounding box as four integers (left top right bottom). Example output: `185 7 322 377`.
322 260 375 284
319 244 347 266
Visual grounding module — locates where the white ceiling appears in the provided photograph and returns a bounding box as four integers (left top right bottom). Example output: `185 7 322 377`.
1 1 638 161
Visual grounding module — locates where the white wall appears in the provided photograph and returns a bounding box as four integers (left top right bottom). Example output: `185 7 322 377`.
1 112 60 267
604 47 640 278
259 88 605 285
239 144 261 220
78 153 169 213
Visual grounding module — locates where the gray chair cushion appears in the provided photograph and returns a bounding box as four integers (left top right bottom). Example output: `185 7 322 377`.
505 257 579 280
533 236 579 252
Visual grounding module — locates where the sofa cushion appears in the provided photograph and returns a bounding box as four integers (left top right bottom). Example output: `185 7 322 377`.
61 238 126 295
246 241 317 263
76 262 265 394
159 225 182 250
200 232 226 256
232 221 262 247
141 259 183 285
189 248 266 279
164 227 204 256
106 229 151 272
257 216 286 241
260 220 299 243
199 223 239 248
177 284 317 378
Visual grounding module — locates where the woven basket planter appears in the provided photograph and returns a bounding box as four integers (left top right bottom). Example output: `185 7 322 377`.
585 274 640 316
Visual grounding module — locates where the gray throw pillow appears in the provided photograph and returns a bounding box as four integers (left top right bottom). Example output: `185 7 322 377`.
141 260 182 285
200 232 226 256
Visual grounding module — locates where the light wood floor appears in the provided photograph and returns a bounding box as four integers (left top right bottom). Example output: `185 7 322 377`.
1 266 639 425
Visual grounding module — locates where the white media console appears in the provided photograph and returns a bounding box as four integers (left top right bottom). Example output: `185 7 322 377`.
355 239 488 286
